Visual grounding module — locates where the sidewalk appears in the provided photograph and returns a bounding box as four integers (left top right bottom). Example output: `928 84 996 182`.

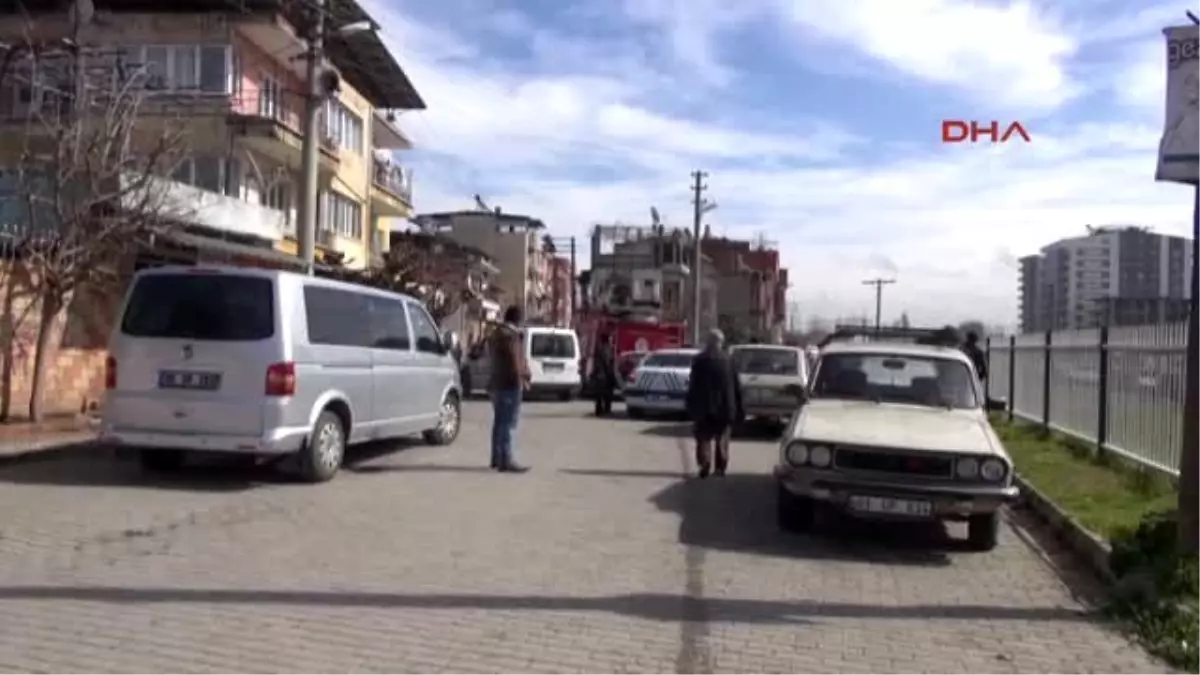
0 415 102 465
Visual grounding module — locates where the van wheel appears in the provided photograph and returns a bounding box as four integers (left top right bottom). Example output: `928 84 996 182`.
299 410 344 483
558 389 573 402
139 449 185 473
423 392 461 446
967 512 1000 551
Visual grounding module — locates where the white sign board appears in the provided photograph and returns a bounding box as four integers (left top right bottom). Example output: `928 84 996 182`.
1156 25 1199 185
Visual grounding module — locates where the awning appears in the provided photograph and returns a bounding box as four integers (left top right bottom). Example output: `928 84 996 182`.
156 231 307 270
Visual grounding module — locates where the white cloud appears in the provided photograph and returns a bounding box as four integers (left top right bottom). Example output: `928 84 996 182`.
361 0 1190 331
771 0 1080 110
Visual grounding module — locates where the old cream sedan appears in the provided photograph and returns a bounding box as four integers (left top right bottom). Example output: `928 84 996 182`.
774 340 1017 551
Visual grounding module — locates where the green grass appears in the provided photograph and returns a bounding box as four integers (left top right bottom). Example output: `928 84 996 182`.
990 415 1177 541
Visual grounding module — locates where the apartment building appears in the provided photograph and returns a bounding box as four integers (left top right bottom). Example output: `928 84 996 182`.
414 210 551 321
586 224 719 332
1018 226 1195 332
0 0 423 270
701 233 788 341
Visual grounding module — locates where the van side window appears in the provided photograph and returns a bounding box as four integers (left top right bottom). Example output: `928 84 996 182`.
406 301 442 354
369 297 411 350
304 286 371 347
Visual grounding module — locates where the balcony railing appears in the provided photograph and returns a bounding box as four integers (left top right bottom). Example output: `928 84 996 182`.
372 158 412 202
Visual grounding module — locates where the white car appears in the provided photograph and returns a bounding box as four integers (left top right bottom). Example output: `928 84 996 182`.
774 338 1017 550
729 344 809 427
623 348 698 418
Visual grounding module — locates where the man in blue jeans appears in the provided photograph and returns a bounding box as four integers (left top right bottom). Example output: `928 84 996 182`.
488 305 531 473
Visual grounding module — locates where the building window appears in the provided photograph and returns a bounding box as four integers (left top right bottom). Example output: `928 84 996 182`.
172 157 240 196
119 45 235 94
258 74 282 119
323 99 363 154
319 190 363 240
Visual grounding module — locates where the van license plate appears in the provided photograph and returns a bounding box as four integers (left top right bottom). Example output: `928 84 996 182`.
159 370 221 391
848 495 932 517
542 362 564 372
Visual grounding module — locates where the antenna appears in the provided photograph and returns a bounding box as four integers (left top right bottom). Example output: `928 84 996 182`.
473 194 490 212
650 206 661 226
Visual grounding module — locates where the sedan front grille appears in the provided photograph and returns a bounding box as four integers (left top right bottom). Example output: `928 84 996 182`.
834 447 954 478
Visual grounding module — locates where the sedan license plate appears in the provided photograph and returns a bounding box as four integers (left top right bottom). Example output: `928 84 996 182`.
646 394 668 401
158 370 221 391
848 495 932 517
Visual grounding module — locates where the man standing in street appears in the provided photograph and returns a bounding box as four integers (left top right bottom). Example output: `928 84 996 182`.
962 331 988 387
488 305 530 473
686 329 743 478
591 331 618 417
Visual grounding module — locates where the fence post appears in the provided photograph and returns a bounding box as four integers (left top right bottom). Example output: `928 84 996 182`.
1041 330 1052 429
1007 335 1016 422
1096 325 1109 456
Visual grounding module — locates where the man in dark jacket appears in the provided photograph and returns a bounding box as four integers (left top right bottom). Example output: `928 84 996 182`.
686 329 743 478
962 331 988 385
591 331 618 417
488 306 531 473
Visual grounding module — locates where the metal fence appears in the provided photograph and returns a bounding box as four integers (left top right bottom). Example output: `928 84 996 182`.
986 322 1188 476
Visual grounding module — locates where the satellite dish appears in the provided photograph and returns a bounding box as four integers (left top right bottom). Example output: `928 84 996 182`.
650 207 661 226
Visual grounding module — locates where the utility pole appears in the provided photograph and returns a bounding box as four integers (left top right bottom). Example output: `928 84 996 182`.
296 0 327 275
862 278 896 333
569 236 577 321
690 170 716 344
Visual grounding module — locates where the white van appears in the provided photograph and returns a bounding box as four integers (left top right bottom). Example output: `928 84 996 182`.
525 326 582 400
101 265 462 482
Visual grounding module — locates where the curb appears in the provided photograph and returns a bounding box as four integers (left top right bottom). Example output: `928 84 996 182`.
1014 473 1115 584
0 433 104 468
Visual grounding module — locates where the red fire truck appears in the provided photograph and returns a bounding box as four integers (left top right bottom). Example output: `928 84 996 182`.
576 308 686 393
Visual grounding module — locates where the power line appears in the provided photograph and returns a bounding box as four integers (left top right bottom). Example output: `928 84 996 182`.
862 277 896 333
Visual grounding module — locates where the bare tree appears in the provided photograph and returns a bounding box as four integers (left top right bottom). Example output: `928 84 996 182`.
1 32 188 420
323 233 473 323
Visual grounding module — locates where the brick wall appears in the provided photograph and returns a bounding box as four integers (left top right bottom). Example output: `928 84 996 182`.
0 262 128 418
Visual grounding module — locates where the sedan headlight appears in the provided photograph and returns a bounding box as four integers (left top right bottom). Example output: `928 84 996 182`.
785 442 809 465
980 458 1008 482
808 444 833 468
955 457 979 479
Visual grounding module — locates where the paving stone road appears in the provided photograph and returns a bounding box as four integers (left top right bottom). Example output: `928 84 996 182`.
0 400 1166 673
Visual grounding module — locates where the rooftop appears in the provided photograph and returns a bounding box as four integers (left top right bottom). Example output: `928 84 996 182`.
416 210 548 230
0 0 425 110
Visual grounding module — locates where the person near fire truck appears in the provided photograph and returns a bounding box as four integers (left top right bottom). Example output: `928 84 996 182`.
591 331 618 416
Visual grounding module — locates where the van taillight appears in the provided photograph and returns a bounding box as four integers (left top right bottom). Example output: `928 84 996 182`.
265 362 296 397
105 356 117 390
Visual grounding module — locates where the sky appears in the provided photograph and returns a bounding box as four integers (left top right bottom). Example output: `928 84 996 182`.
359 0 1195 331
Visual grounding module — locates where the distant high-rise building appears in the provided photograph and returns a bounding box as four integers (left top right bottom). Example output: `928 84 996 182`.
1017 226 1194 332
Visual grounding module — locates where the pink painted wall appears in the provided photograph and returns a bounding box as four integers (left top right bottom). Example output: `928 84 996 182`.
232 32 305 130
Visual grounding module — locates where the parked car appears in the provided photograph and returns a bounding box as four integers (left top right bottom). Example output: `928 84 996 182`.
624 348 699 419
615 350 649 399
729 344 809 428
101 266 462 483
774 339 1016 550
461 325 582 400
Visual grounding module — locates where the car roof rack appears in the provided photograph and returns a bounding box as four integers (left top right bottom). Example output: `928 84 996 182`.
819 325 963 349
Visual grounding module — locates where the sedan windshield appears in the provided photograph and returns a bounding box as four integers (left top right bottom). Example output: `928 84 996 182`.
812 352 979 409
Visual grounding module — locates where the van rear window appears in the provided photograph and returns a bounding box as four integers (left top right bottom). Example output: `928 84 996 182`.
530 333 576 358
120 273 275 341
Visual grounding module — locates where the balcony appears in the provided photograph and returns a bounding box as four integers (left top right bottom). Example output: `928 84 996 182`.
124 176 287 243
228 112 340 177
370 158 413 217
